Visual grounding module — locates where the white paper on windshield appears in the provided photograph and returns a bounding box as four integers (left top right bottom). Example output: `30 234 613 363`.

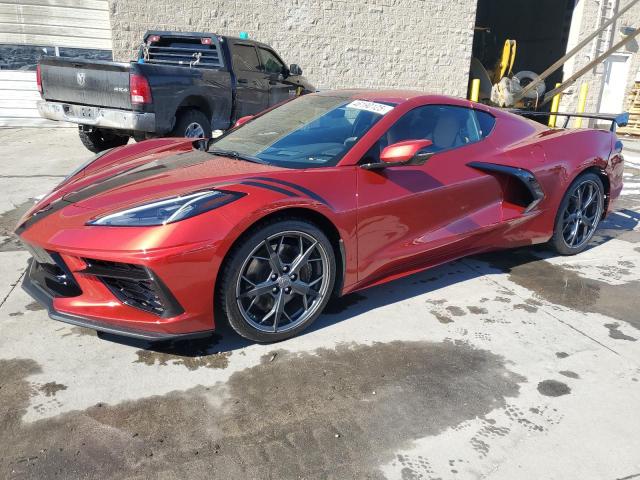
346 100 393 115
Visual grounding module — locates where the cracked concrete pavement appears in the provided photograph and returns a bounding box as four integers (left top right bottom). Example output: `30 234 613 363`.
0 128 639 479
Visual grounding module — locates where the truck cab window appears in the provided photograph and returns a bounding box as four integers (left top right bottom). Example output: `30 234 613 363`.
231 44 261 72
258 48 285 75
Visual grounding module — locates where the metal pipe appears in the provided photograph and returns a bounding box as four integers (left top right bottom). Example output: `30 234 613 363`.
575 83 589 128
515 0 640 101
541 27 640 106
470 79 480 102
549 83 562 127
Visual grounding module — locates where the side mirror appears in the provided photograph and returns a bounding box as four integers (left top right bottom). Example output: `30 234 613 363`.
363 139 433 170
289 64 302 76
233 115 254 128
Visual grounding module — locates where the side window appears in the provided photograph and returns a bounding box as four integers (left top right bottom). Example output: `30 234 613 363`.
258 48 285 75
361 105 483 164
475 110 496 138
231 44 261 72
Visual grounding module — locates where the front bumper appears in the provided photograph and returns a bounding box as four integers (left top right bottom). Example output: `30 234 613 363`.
37 100 156 132
22 259 212 341
19 236 222 341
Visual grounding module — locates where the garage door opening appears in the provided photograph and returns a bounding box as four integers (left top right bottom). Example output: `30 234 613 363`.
470 0 577 108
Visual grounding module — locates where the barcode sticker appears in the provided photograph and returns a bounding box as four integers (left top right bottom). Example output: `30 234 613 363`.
346 100 394 115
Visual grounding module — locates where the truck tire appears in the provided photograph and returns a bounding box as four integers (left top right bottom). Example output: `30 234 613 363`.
79 128 129 153
170 109 212 140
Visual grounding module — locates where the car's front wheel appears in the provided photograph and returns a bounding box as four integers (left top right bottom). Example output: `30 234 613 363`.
549 172 605 255
219 219 336 342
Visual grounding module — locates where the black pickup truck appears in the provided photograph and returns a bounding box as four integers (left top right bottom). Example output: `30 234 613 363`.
37 31 315 152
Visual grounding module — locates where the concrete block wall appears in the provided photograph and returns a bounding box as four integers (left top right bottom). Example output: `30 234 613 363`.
108 0 477 97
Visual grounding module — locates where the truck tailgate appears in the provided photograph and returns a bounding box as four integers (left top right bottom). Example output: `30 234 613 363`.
40 57 132 110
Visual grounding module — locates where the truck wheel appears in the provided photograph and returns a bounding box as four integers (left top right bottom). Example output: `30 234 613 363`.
78 128 129 153
170 109 212 141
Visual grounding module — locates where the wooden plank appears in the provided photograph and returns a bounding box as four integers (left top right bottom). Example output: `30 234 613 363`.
0 4 111 21
0 0 109 11
0 80 38 90
0 99 39 108
0 117 68 127
0 107 42 117
0 14 111 29
0 32 111 49
0 71 36 81
0 22 111 39
0 89 41 101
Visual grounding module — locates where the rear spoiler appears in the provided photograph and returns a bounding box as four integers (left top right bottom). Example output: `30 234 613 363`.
509 110 629 132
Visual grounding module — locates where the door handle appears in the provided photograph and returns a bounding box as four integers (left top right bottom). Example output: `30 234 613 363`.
237 78 248 84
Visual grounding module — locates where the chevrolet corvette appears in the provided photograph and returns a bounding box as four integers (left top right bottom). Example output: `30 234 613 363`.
16 90 626 342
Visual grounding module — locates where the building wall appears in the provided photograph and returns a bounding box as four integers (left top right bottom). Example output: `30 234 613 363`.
560 0 640 118
108 0 478 97
0 0 113 127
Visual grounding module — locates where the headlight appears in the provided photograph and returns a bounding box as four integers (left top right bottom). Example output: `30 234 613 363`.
87 190 243 226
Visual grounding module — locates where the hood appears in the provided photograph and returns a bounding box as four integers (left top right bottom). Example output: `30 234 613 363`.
18 138 283 228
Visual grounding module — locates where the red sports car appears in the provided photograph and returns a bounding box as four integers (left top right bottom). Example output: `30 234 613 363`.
16 90 625 342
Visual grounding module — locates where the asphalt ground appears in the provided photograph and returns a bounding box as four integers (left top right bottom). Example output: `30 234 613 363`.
0 127 639 479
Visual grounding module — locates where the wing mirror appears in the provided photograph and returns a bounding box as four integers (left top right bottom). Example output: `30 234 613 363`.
362 139 434 170
233 115 254 128
289 64 303 76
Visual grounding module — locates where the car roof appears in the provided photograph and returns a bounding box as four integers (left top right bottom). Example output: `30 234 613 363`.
314 89 477 107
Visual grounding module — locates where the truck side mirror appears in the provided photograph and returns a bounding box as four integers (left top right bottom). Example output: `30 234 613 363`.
289 64 302 76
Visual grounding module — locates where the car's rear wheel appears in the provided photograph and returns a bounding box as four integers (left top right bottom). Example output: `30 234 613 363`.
549 172 604 255
78 128 129 153
219 219 336 342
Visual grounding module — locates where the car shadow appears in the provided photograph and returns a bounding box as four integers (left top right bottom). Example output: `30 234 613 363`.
101 208 639 356
98 321 253 356
593 208 640 240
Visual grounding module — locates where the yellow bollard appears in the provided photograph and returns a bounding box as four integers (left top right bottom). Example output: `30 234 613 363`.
548 83 562 127
470 78 480 102
575 83 589 128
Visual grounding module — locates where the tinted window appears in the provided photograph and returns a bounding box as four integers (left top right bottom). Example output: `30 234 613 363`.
387 105 481 150
231 44 261 72
213 95 395 168
361 105 483 164
475 110 496 138
259 48 284 74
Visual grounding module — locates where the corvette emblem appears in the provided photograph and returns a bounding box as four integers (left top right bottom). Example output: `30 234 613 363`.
76 72 86 87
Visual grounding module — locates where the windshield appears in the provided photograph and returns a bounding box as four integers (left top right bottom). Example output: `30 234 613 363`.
211 95 395 168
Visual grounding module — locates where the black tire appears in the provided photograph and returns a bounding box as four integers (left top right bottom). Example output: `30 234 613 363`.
78 128 129 153
218 218 336 343
549 172 605 255
170 109 212 139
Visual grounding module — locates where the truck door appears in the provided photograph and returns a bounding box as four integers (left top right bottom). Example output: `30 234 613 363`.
229 42 269 118
257 47 298 105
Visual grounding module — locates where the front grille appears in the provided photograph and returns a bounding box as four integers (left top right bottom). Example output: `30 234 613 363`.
81 259 183 318
26 249 82 298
